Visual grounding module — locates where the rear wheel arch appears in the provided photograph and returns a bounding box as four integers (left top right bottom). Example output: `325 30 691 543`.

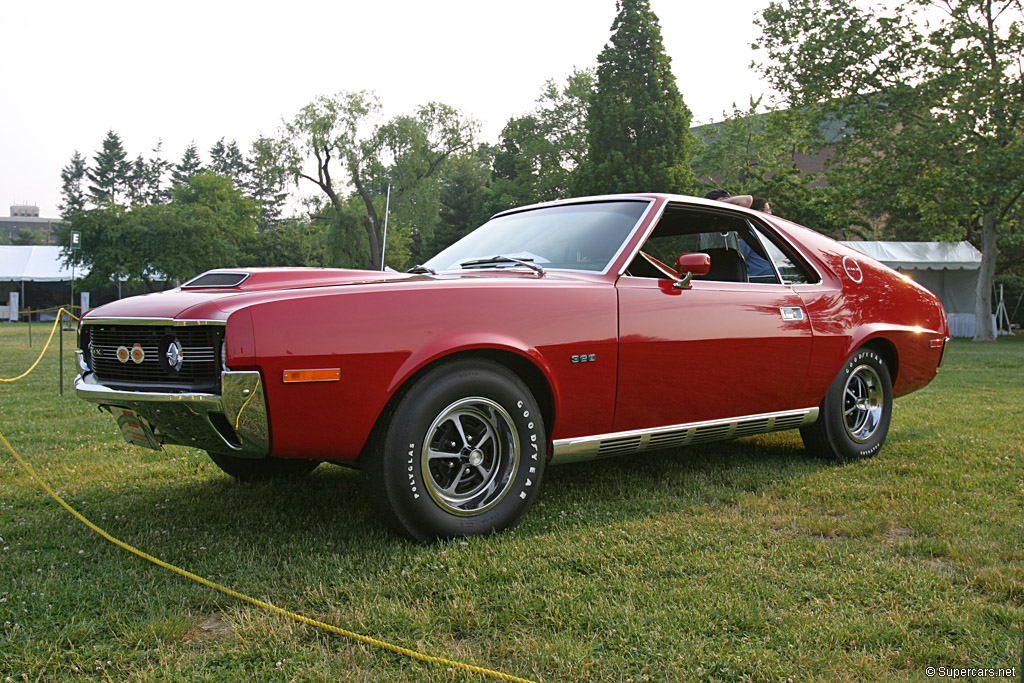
860 337 898 386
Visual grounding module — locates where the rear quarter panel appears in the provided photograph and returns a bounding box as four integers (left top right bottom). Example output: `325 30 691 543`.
773 219 949 400
241 277 618 460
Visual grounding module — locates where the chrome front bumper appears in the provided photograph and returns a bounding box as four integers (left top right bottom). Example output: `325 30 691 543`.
75 371 270 458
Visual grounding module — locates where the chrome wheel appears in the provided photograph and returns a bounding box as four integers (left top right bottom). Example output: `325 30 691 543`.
842 364 884 443
421 397 520 516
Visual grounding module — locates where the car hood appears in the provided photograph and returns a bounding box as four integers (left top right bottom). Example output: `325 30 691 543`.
80 267 599 322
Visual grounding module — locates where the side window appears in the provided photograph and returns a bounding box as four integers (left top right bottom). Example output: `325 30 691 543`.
624 205 818 285
748 221 818 285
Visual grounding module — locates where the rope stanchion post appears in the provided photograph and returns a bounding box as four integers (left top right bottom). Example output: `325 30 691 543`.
59 311 64 396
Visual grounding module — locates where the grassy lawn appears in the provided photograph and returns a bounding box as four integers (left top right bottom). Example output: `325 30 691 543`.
1 322 1021 682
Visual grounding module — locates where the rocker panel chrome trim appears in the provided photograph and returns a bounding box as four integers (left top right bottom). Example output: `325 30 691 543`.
549 407 819 465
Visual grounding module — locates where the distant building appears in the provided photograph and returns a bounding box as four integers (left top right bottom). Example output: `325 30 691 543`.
1 205 61 245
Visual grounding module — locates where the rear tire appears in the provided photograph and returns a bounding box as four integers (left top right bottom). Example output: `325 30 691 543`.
208 452 319 481
363 359 546 542
801 347 893 462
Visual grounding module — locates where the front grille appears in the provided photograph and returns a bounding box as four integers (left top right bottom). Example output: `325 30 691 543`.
84 324 223 392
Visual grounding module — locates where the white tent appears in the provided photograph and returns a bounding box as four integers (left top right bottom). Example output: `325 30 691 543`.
0 245 84 282
841 240 989 337
0 246 89 321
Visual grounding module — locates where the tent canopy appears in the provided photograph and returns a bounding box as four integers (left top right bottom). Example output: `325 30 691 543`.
840 240 981 271
841 240 989 337
0 245 85 282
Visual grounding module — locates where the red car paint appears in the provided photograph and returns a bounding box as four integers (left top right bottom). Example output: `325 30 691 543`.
79 194 948 463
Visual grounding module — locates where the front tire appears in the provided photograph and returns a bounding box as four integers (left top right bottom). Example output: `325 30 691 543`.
801 347 893 462
208 452 319 481
363 359 547 542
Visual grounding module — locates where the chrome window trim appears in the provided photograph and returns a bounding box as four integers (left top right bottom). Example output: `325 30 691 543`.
550 407 819 465
616 198 825 286
81 317 226 327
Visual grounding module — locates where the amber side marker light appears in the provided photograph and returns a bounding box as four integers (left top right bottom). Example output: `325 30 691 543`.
282 368 341 383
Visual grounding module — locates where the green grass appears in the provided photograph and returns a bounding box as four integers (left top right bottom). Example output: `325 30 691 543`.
1 323 1022 682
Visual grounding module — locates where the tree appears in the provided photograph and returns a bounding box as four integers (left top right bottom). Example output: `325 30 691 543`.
210 138 249 181
172 142 203 187
61 172 258 289
280 91 477 270
244 136 289 230
756 0 1024 341
691 100 847 234
87 130 130 204
59 151 89 218
11 228 44 245
577 0 696 195
489 70 594 213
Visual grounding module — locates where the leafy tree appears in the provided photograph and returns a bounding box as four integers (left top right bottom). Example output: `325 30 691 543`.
87 130 130 204
489 70 594 213
426 148 494 259
280 92 477 270
172 142 203 187
577 0 695 195
61 172 258 289
59 151 89 218
756 0 1024 341
239 218 329 267
10 228 44 245
692 100 847 234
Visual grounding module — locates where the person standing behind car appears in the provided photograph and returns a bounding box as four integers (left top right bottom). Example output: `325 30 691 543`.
704 188 753 208
704 190 774 279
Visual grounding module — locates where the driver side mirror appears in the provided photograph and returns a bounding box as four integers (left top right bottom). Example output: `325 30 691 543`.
673 253 711 289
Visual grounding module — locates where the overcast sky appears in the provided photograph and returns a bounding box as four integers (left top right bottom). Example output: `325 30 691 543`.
1 0 776 218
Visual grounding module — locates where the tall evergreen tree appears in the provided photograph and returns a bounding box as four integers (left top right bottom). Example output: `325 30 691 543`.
59 150 89 218
87 130 130 204
172 142 203 186
577 0 695 195
209 138 249 181
245 136 289 230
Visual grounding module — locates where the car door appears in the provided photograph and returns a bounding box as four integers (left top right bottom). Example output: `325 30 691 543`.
612 205 815 432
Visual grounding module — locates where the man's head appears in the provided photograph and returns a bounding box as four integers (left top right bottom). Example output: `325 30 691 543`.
704 189 731 201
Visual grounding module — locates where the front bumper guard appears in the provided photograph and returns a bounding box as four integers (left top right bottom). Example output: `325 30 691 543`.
75 371 270 458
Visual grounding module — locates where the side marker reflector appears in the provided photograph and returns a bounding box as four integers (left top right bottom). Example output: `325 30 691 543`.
283 368 341 383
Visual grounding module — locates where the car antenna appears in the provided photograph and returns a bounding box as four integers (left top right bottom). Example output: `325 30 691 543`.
380 184 392 271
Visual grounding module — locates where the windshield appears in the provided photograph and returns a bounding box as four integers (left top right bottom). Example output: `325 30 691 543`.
423 200 651 274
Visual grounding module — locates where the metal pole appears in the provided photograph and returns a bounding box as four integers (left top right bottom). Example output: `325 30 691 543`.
59 312 64 396
380 184 392 271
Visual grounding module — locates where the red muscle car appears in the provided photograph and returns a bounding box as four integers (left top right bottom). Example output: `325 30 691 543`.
76 194 949 541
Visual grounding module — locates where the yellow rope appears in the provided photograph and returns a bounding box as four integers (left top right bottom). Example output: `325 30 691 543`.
0 309 76 383
0 393 537 682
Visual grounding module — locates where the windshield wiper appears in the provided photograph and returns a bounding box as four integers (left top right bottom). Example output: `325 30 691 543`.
459 255 545 275
407 264 438 275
